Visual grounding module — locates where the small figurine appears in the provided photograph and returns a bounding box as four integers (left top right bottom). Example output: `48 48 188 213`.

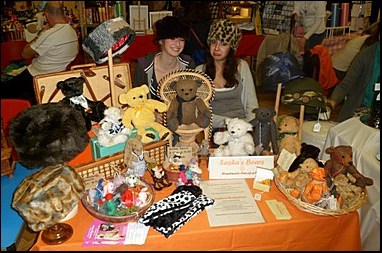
178 165 194 186
123 135 156 176
134 187 149 208
103 180 115 201
198 139 210 157
147 161 172 191
121 188 134 208
125 173 140 188
188 158 202 185
106 200 119 216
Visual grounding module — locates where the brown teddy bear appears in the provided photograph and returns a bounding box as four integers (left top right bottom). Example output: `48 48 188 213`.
123 135 156 176
277 115 302 156
324 145 374 190
166 79 211 132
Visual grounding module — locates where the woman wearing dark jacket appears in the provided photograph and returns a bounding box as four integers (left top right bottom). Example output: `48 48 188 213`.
133 15 195 101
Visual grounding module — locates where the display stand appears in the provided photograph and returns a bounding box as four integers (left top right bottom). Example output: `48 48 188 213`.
274 82 304 139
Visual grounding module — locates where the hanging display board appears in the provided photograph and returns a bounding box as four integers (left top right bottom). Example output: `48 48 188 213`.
262 1 294 35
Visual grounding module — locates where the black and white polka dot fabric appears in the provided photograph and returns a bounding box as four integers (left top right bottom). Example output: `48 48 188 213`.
138 185 214 238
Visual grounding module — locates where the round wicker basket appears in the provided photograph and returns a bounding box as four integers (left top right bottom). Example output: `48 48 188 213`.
81 178 155 223
274 177 367 216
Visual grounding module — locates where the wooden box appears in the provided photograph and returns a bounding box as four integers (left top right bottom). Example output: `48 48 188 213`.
33 62 132 107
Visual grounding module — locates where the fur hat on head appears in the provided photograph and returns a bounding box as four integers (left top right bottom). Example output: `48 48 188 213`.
207 19 242 51
9 103 89 168
82 17 136 64
154 16 190 43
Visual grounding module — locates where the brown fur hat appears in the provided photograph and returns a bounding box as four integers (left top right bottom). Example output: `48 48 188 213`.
9 102 89 168
207 19 242 51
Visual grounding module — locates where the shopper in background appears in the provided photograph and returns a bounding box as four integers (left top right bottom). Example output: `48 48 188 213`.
132 15 195 101
292 1 327 52
1 1 79 105
327 27 380 123
182 1 212 65
196 19 259 129
331 21 380 80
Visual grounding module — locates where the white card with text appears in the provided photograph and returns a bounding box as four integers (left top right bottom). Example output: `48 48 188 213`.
208 156 274 179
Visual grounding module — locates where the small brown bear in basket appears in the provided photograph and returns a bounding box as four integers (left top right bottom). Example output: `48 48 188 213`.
324 145 373 208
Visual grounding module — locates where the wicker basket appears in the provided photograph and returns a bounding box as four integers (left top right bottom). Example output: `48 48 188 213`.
274 174 367 216
74 140 168 222
74 140 168 179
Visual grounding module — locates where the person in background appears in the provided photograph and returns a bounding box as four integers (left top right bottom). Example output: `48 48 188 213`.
331 21 380 80
1 1 79 105
182 1 212 65
327 28 380 123
196 19 259 129
292 1 327 52
132 15 195 101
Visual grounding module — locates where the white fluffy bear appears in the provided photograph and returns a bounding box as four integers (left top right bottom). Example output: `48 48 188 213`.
97 107 131 147
213 118 255 156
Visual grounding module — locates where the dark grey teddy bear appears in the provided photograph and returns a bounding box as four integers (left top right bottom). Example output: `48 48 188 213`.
250 107 279 155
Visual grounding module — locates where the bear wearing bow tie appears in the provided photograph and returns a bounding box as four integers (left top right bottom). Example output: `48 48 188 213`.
57 76 107 131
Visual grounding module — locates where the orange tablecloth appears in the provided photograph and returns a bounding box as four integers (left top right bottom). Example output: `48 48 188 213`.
121 33 264 61
30 161 361 251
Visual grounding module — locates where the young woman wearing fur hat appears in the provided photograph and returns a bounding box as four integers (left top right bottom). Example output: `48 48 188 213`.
133 15 196 101
196 19 259 128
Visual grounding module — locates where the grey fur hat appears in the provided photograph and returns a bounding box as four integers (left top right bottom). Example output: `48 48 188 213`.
207 19 242 51
82 17 136 64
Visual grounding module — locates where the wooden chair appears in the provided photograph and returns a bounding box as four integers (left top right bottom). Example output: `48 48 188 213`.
158 69 214 156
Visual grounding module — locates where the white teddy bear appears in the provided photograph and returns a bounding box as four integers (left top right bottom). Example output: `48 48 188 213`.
213 118 255 156
97 107 131 147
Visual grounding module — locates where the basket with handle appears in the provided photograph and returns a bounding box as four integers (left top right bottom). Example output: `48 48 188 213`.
273 167 367 216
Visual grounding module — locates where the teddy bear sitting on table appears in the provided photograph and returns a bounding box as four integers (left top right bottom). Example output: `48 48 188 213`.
57 76 107 131
119 85 171 144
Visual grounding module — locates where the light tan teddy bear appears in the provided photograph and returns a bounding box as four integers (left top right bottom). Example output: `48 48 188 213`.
277 157 318 199
277 115 302 156
119 85 171 144
332 174 363 209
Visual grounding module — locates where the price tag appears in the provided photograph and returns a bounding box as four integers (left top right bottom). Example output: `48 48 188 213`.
313 122 321 132
254 193 262 201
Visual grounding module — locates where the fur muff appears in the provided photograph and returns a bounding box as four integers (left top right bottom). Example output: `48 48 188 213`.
9 102 89 168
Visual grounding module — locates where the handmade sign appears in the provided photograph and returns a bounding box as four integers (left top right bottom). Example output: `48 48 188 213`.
208 156 274 179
